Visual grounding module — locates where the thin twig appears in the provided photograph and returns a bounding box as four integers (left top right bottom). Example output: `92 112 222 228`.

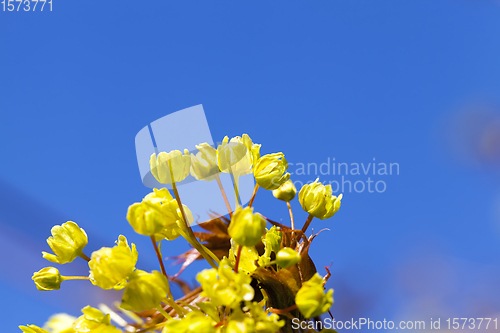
248 183 259 208
215 174 233 218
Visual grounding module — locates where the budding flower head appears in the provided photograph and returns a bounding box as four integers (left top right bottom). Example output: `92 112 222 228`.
19 325 49 333
42 221 88 264
217 134 261 177
162 311 216 333
272 179 297 202
120 270 170 312
32 267 64 291
89 235 138 290
197 258 254 308
299 178 342 220
150 149 191 184
228 206 267 247
73 306 121 333
190 143 220 181
43 313 76 333
276 247 301 269
295 273 334 318
127 189 174 237
253 153 290 190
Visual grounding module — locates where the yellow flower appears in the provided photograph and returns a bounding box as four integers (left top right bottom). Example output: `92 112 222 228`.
42 222 88 264
126 201 166 236
298 179 342 220
272 179 297 202
258 226 282 267
32 267 64 291
295 273 333 318
253 153 290 190
190 143 219 181
162 312 216 333
120 270 170 312
89 235 137 290
72 306 121 333
247 302 285 333
143 188 174 204
217 134 260 177
150 149 191 184
43 313 76 333
19 325 49 333
197 258 254 308
276 248 301 269
228 207 267 247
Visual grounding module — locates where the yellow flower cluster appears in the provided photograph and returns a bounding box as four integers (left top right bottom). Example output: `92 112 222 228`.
22 133 343 333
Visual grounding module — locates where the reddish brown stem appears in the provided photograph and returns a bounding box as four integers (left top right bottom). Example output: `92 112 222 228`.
268 304 298 314
248 184 259 208
151 236 167 277
234 245 243 272
79 253 91 262
215 174 233 218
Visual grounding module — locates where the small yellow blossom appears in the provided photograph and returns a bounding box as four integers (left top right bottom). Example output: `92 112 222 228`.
89 235 137 290
295 273 334 318
190 143 219 181
32 267 64 291
150 149 191 184
253 153 290 190
162 311 216 333
72 306 121 333
299 179 342 220
120 270 170 312
217 134 260 177
228 207 266 247
276 248 301 269
197 258 254 308
19 325 49 333
272 179 297 202
43 313 76 333
42 222 88 264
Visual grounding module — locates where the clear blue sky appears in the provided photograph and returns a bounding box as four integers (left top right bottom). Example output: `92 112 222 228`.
2 1 500 331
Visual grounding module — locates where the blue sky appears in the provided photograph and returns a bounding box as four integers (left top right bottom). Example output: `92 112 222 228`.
2 0 500 331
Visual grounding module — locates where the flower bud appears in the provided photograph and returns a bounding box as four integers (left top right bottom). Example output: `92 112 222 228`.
43 313 76 333
143 188 174 204
298 179 342 220
32 267 64 291
126 201 166 236
295 273 334 318
89 235 138 290
228 207 266 247
276 248 301 268
272 180 297 202
217 134 260 177
190 143 219 181
163 312 216 333
19 325 49 333
73 306 121 333
150 149 191 184
253 153 290 190
197 258 254 308
120 270 171 312
42 221 88 264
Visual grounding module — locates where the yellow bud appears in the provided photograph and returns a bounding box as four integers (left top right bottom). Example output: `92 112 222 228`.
19 325 49 333
295 273 333 318
197 258 254 308
43 313 76 333
298 179 342 220
120 270 170 312
42 221 88 264
272 179 297 202
190 143 219 181
73 306 121 333
32 267 63 291
228 207 266 247
89 235 138 290
162 312 216 333
150 149 191 184
143 188 174 204
126 201 166 236
253 153 290 190
217 134 260 177
276 248 301 268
